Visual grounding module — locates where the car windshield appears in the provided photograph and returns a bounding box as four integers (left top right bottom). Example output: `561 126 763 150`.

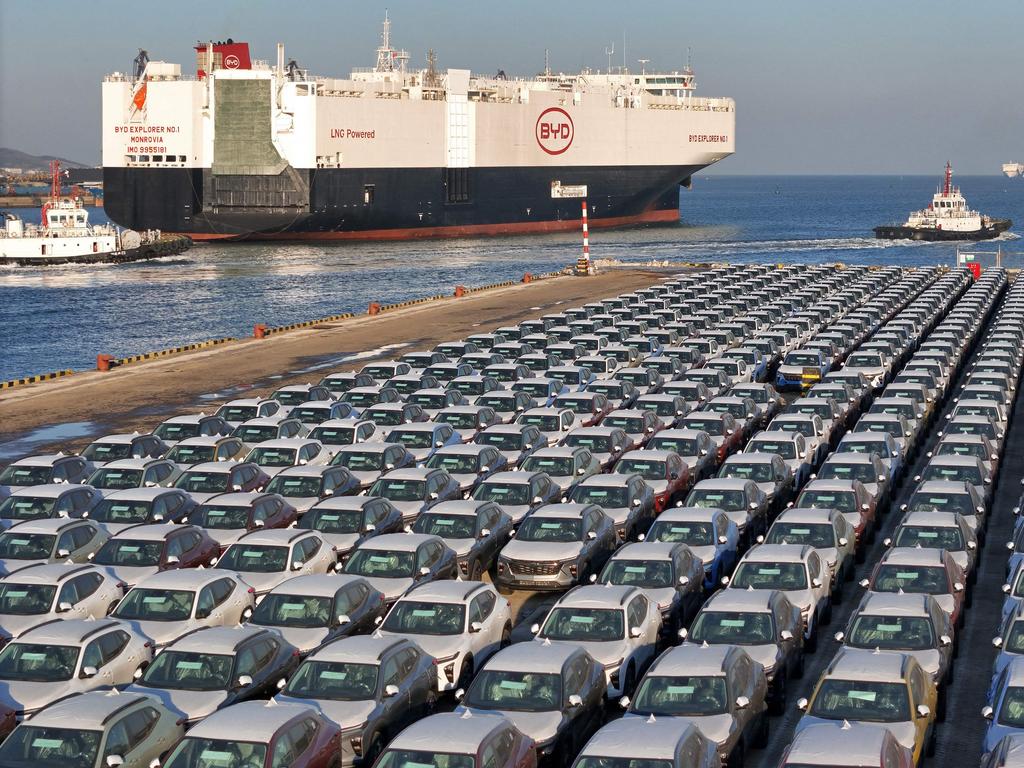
233 425 282 444
999 687 1024 727
0 495 57 521
291 406 334 424
894 525 963 551
766 522 836 548
284 659 379 701
139 650 234 691
0 642 78 682
251 594 334 628
559 398 596 415
344 549 414 578
113 588 195 621
0 465 53 486
465 670 562 711
687 489 745 511
309 426 356 445
88 468 144 490
786 353 821 367
521 456 575 476
571 487 629 509
333 451 385 472
922 465 982 485
819 463 878 484
425 453 480 474
602 560 674 588
219 405 258 422
166 445 216 464
947 420 997 439
266 475 323 498
848 615 935 651
563 434 612 452
732 562 808 590
476 432 523 451
192 505 250 529
369 478 426 502
809 679 910 723
861 421 904 440
409 394 448 410
164 738 268 768
472 482 530 506
412 513 477 539
542 607 624 641
0 582 55 615
174 470 229 494
0 725 102 768
519 414 560 431
247 447 296 467
721 463 776 483
872 565 949 595
516 517 582 543
841 440 891 459
648 436 701 456
387 430 436 449
0 533 55 560
604 416 645 433
617 371 651 386
1006 623 1024 654
377 752 475 768
750 440 796 459
631 674 728 716
797 491 856 513
847 354 883 368
684 417 724 434
302 508 364 534
218 545 289 573
451 380 486 396
93 539 164 567
906 493 973 515
935 442 986 460
689 610 774 644
648 520 714 546
774 421 815 438
365 408 405 427
615 459 666 481
272 391 310 406
477 394 515 409
383 600 465 635
81 442 132 463
153 422 201 442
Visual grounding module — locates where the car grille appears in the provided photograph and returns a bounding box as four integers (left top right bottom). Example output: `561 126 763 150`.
509 559 562 576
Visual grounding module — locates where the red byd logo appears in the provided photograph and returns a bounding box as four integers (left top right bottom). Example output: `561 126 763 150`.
535 107 574 155
224 54 240 69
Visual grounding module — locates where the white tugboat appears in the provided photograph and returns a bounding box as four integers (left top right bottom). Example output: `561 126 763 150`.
0 162 190 265
874 162 1012 241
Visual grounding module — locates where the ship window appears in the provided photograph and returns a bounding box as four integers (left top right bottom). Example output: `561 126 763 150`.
152 155 163 162
179 155 187 163
363 184 375 205
445 168 470 204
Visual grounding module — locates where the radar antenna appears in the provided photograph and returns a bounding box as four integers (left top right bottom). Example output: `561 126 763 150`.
374 10 410 73
638 58 649 74
604 43 615 73
425 49 440 88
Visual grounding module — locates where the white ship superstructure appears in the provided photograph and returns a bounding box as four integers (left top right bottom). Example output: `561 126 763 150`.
1003 163 1022 179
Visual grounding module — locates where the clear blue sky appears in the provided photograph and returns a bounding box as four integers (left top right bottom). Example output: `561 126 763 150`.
1 0 1021 173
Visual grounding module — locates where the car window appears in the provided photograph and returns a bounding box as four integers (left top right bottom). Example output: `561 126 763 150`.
120 706 160 753
63 572 103 606
98 630 130 665
103 719 131 761
909 666 926 707
469 591 497 625
381 653 403 688
210 578 234 604
81 638 105 670
299 537 322 562
626 597 646 630
563 656 586 697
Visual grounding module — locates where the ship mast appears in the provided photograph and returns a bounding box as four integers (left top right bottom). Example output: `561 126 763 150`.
944 161 952 196
374 11 409 73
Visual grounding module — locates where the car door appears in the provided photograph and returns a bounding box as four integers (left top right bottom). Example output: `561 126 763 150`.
378 650 412 722
469 589 502 653
627 595 657 665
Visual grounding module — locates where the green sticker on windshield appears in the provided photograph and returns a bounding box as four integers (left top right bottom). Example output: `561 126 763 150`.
875 624 902 632
281 603 305 612
320 671 348 680
176 661 203 670
569 616 595 624
32 739 64 749
720 619 745 627
916 531 939 539
369 556 392 563
789 528 811 535
121 545 141 553
847 691 877 702
143 596 167 604
895 572 919 580
666 685 695 694
540 523 562 529
199 752 235 764
5 590 27 598
320 514 339 521
432 519 455 527
624 566 647 573
758 568 781 575
21 652 47 661
499 680 527 690
242 550 265 558
411 609 437 617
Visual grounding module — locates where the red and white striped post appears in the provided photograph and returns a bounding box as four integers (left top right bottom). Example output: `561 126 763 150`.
576 199 594 275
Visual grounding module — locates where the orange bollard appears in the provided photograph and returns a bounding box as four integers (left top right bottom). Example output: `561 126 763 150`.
96 354 115 372
522 273 532 283
368 302 382 316
253 323 267 339
454 285 467 297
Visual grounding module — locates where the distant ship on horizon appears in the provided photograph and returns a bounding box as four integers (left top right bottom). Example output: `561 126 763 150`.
1003 162 1022 179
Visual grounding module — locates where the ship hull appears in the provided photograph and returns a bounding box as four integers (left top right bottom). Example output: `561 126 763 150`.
103 164 697 242
873 219 1013 242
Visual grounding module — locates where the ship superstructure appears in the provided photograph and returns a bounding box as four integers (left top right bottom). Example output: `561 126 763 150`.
101 16 735 241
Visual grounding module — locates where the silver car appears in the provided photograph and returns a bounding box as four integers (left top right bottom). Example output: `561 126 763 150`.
374 712 535 768
623 644 769 765
0 563 125 640
214 528 336 598
297 496 403 560
0 454 94 500
366 467 461 525
0 689 184 768
410 500 513 580
330 441 416 489
215 397 281 427
246 574 386 654
380 580 512 692
86 487 196 535
0 518 108 575
80 434 168 467
572 717 718 768
0 618 153 718
342 533 458 605
275 635 437 766
111 568 256 648
470 471 561 524
308 419 378 451
0 484 101 531
264 464 360 512
424 444 508 494
519 445 601 495
780 721 914 768
764 507 857 585
244 438 328 478
85 458 179 496
232 416 308 450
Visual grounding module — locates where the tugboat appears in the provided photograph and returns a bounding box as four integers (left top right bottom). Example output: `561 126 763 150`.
0 161 191 266
874 162 1012 241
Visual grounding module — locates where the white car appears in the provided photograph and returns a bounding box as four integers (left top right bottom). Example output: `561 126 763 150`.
380 580 512 692
0 563 125 640
214 528 336 598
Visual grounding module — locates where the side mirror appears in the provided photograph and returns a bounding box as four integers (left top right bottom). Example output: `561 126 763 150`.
232 484 243 491
532 496 543 504
470 621 483 633
336 614 351 625
677 627 688 640
780 629 794 642
678 576 690 586
983 705 995 720
954 582 964 592
429 492 439 500
254 519 265 528
735 695 751 710
968 541 977 550
419 566 431 577
720 576 730 587
834 631 845 642
82 666 98 678
57 549 71 559
633 498 643 507
106 756 125 768
166 555 180 566
237 674 253 688
629 626 642 638
479 528 491 539
435 441 445 448
878 475 887 483
589 574 598 583
883 538 892 547
1003 583 1012 594
149 760 162 768
291 560 304 571
796 697 808 711
619 695 631 709
55 600 73 614
749 502 759 511
861 503 869 511
384 684 400 698
718 535 729 544
530 623 541 634
587 531 597 540
568 694 583 708
277 677 288 689
755 535 765 544
838 537 849 547
916 704 931 719
811 578 823 588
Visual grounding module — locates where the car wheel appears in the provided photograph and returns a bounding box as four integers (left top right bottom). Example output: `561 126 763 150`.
362 735 384 766
768 673 787 715
821 600 833 625
500 624 512 649
752 711 770 748
457 655 474 691
622 663 637 697
728 738 745 768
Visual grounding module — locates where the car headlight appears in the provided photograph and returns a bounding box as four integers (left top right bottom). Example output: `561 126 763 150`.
436 652 459 682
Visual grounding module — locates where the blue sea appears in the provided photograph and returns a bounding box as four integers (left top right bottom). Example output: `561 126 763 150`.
1 175 1020 381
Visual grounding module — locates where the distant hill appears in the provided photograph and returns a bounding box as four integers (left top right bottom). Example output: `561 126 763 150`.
0 148 88 172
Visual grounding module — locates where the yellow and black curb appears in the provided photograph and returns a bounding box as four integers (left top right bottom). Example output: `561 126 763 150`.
1 369 74 390
97 337 235 371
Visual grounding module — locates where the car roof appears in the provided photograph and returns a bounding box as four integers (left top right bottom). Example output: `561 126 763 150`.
306 634 409 664
6 483 77 498
824 452 876 464
236 528 314 546
7 454 65 467
223 398 273 406
203 492 262 506
28 689 159 729
609 542 681 561
381 468 435 481
802 479 859 491
650 643 735 676
704 589 777 612
91 434 140 444
306 496 375 512
19 617 121 644
826 647 909 682
173 435 232 447
925 454 981 466
359 533 437 552
880 547 947 566
657 507 725 523
405 580 489 603
1 563 101 584
186 700 314 742
249 439 316 449
101 458 159 470
857 592 933 618
784 721 900 765
532 504 590 519
899 511 962 528
432 445 490 457
694 478 751 490
750 430 801 442
482 471 536 484
556 584 637 608
183 462 237 473
774 507 840 524
112 523 186 540
914 480 972 494
390 711 510 752
579 717 701 759
724 453 776 465
268 574 365 598
485 640 579 672
7 517 88 534
170 625 271 653
742 543 813 563
272 465 333 479
426 500 490 516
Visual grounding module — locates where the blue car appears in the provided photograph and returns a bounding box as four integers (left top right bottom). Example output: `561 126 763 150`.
983 657 1024 754
992 604 1024 697
1002 560 1024 627
725 347 768 383
776 348 831 391
642 506 740 590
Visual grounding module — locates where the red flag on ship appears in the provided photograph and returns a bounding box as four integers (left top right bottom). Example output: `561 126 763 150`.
133 82 147 111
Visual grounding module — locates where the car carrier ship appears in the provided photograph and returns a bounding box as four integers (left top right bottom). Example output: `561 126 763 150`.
101 16 735 241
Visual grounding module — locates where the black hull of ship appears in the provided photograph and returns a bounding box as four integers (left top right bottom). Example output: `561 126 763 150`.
102 164 699 241
873 219 1013 242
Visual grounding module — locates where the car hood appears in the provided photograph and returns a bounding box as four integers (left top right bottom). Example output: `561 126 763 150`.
96 522 145 536
0 679 80 715
949 551 970 573
544 638 631 669
385 632 468 660
320 532 361 555
388 500 427 520
624 711 735 748
639 587 679 612
262 626 332 655
347 471 380 489
239 571 292 596
99 564 161 588
447 473 480 491
276 694 378 730
501 504 532 524
359 576 415 601
186 492 222 505
125 684 229 723
907 648 942 680
690 545 718 567
0 614 50 640
120 619 190 648
206 528 249 548
0 558 49 576
646 480 670 495
281 496 320 513
934 594 956 617
690 641 779 675
457 707 562 745
797 714 916 753
447 539 476 558
501 540 583 563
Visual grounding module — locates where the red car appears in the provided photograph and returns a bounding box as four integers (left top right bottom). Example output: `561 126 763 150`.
613 449 692 512
554 391 613 427
679 411 744 463
89 523 220 585
158 700 341 768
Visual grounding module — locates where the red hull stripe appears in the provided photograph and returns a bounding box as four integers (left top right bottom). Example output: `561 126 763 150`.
184 208 679 242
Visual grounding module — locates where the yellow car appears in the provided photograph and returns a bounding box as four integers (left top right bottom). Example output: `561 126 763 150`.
795 648 938 765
